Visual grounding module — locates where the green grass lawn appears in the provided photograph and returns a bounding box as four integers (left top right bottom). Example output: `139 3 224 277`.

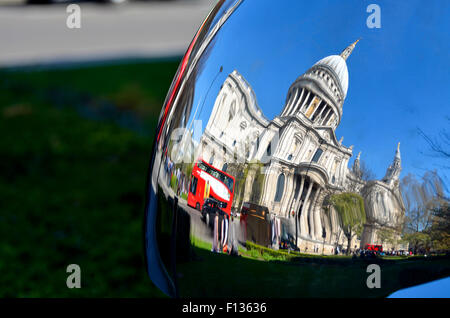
0 60 448 298
0 60 179 297
181 239 450 298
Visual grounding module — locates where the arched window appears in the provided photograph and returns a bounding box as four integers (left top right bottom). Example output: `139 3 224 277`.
311 148 323 163
287 154 293 161
209 154 215 165
266 143 271 156
222 163 228 172
274 173 285 202
228 101 236 122
292 141 298 153
221 93 227 106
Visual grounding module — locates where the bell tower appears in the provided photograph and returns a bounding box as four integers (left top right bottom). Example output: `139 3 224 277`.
383 142 402 186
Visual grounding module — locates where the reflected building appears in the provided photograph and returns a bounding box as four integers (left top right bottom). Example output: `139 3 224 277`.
199 40 405 253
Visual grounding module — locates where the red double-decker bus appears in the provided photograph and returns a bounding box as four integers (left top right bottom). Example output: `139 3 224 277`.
365 244 383 252
187 159 235 216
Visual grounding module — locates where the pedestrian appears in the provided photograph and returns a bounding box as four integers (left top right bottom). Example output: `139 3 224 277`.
228 212 239 256
221 212 229 253
211 210 220 253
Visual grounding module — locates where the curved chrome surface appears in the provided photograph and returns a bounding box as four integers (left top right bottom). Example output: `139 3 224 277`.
144 0 449 297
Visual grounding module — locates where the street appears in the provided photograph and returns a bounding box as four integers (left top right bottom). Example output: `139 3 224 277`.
156 154 245 250
157 153 215 246
0 0 216 66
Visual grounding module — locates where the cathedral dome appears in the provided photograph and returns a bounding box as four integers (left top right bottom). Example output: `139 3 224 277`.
279 40 359 127
313 55 349 97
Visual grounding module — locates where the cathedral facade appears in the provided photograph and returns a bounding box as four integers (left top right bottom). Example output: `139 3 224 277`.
198 41 405 253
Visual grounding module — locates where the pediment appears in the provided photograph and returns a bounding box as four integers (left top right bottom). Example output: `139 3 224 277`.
315 126 341 148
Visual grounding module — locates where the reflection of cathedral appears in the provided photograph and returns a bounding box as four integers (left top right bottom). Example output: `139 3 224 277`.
199 41 405 252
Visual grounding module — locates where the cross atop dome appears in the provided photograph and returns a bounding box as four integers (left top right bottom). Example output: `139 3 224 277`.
340 39 360 61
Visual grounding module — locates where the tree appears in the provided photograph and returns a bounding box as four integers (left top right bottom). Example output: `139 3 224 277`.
417 117 450 252
401 171 447 253
428 200 450 251
401 172 439 233
330 192 366 255
418 117 450 161
359 159 376 181
377 227 398 249
403 232 431 254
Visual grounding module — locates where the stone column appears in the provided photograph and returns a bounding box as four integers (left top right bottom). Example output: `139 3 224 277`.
294 89 305 114
299 91 311 113
293 176 305 212
307 187 319 239
315 103 327 123
282 90 294 116
286 88 301 116
322 207 332 243
326 113 335 126
321 108 332 125
280 172 294 217
286 173 298 213
300 181 313 236
313 188 324 241
293 176 305 234
283 172 298 217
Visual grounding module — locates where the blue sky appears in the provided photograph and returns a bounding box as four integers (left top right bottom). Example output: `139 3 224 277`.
187 0 449 186
388 276 450 298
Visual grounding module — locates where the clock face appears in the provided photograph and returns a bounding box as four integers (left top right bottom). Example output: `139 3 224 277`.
144 0 449 298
